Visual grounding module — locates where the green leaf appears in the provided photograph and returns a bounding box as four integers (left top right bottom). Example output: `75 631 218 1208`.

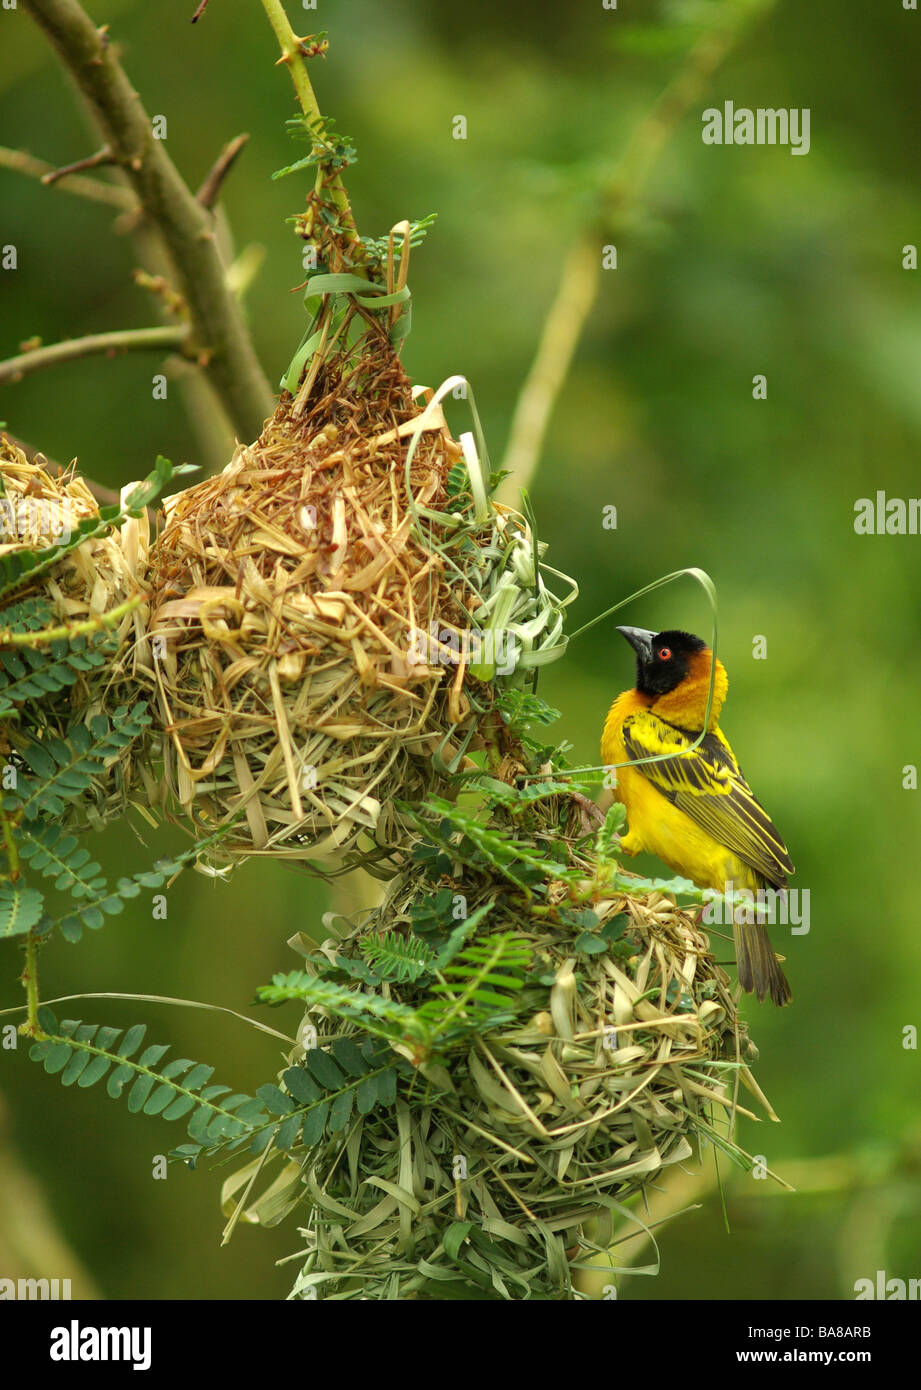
356 1074 379 1115
0 880 44 937
601 913 630 943
107 1063 135 1098
305 1050 345 1090
272 154 316 181
182 1062 215 1092
328 1090 353 1132
495 689 561 728
406 798 572 892
432 901 496 968
127 1073 158 1113
444 1221 473 1261
59 1049 92 1085
257 1083 295 1115
359 932 436 983
162 1093 198 1122
39 820 242 944
9 707 151 825
329 1036 369 1077
575 932 608 956
116 1024 147 1059
27 1013 266 1157
77 1054 113 1088
275 1113 302 1151
282 1066 320 1104
377 1068 397 1107
42 1041 75 1074
301 1101 329 1147
256 973 425 1047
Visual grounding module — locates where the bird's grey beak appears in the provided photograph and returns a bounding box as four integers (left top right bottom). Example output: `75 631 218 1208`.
616 626 657 663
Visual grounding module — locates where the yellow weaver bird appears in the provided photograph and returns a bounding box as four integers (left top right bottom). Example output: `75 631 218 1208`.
602 626 793 1005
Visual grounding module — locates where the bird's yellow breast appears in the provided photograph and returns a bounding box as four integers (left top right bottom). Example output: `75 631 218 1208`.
602 689 760 893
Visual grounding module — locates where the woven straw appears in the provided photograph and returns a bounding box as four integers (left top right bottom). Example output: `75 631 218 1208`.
144 338 487 865
277 877 762 1299
0 435 150 820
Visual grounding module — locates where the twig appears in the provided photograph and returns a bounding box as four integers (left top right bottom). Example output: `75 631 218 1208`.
41 143 117 186
132 269 189 320
196 133 249 209
1 805 44 1040
0 593 145 647
190 0 212 20
0 143 135 209
496 6 770 505
20 930 44 1039
0 809 19 882
22 0 275 441
0 326 188 386
498 239 599 500
257 0 361 256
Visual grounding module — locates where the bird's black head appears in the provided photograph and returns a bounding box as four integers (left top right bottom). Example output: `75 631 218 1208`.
617 626 708 697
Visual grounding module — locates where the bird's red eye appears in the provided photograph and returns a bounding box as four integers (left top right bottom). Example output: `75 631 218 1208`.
658 647 671 660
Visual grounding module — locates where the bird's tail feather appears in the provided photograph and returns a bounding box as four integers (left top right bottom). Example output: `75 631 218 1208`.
733 917 792 1006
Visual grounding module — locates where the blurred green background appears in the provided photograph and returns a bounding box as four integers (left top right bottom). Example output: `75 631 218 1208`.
2 0 920 1300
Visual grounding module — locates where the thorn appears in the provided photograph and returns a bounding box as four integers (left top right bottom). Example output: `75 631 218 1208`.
195 132 249 210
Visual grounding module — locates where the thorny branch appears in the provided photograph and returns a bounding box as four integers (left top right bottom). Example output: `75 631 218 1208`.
0 326 190 386
19 0 274 441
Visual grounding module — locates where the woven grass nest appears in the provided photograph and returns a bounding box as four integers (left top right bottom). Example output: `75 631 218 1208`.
258 774 768 1301
0 436 150 822
144 323 572 868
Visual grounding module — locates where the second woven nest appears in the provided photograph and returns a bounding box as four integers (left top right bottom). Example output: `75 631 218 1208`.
296 901 752 1300
0 435 151 826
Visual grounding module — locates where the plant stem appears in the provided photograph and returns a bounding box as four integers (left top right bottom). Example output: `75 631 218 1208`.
21 931 44 1038
0 143 135 208
22 0 275 441
0 326 189 386
1 807 19 880
497 3 771 505
0 808 43 1039
42 143 118 186
257 0 361 254
0 593 145 647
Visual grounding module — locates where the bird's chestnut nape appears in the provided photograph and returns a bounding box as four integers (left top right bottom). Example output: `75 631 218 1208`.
616 626 708 697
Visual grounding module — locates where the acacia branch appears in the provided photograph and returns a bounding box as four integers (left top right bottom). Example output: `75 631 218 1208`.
257 0 362 255
0 326 188 386
22 0 274 441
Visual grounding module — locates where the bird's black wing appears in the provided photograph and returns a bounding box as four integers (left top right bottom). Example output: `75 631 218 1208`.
620 711 793 887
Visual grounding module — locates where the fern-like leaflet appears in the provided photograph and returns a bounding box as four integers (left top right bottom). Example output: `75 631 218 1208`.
28 1010 405 1163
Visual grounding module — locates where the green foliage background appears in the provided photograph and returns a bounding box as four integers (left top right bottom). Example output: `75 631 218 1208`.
1 0 920 1299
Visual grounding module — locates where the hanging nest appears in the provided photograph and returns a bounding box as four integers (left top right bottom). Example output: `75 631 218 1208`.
234 751 772 1300
143 256 575 868
0 436 152 826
